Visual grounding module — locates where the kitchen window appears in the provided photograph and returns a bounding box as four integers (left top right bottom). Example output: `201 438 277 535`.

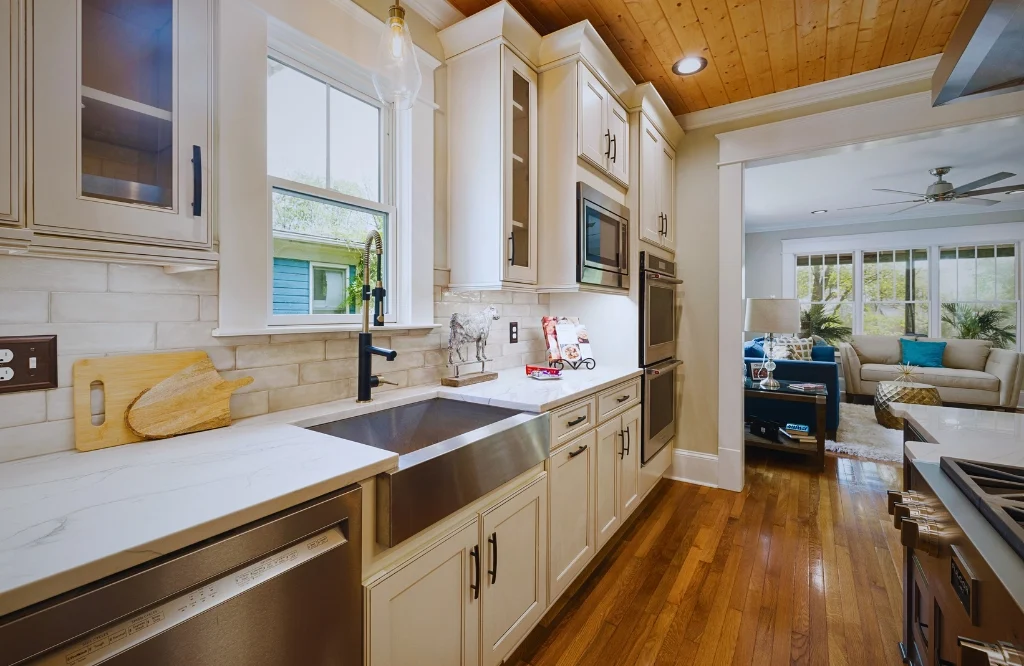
939 245 1017 348
266 55 395 325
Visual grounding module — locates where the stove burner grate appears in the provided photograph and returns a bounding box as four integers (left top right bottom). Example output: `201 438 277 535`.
940 457 1024 561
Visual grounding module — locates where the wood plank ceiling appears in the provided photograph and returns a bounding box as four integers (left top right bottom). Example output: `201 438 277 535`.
446 0 969 115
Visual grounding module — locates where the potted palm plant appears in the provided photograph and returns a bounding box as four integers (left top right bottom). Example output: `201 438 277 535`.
940 304 1016 349
800 303 852 346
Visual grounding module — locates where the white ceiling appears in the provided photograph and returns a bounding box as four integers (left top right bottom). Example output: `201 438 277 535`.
743 118 1024 233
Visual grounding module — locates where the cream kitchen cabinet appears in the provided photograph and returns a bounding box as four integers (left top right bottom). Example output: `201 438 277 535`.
31 0 212 249
594 418 622 551
366 520 481 666
547 429 596 604
0 0 20 226
638 113 676 251
618 404 642 519
577 63 628 188
366 473 547 666
441 4 539 290
480 474 547 666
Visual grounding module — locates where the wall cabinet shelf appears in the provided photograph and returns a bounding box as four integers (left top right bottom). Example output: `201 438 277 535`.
31 0 213 251
441 3 540 291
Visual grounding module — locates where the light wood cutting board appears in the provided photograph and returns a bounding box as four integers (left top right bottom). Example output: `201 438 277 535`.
126 358 253 439
73 351 209 452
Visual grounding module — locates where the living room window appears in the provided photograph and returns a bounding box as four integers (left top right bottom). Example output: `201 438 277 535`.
939 245 1017 348
795 254 853 342
862 248 929 337
267 55 395 325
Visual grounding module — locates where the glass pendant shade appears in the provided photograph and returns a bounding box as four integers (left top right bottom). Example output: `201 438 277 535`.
372 3 422 111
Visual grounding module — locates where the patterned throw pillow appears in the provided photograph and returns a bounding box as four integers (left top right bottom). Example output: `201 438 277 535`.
777 336 813 361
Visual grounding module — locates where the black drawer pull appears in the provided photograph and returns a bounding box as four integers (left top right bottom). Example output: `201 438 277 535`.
470 544 480 599
568 444 588 458
623 427 630 455
567 415 586 427
616 395 630 403
488 532 498 584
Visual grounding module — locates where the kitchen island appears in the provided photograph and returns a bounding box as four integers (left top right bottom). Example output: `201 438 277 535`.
891 403 1024 467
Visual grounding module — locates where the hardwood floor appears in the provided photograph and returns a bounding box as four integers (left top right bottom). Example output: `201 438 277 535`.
513 450 905 666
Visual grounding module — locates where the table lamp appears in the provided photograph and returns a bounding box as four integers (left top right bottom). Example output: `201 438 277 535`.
744 298 800 390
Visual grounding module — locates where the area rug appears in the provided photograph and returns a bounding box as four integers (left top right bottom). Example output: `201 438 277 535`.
825 403 904 462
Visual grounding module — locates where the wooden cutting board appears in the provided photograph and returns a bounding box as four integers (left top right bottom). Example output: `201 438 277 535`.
126 358 253 439
73 351 209 452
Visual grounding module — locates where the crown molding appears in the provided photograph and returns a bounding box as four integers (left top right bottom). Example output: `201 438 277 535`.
677 55 941 131
401 0 464 29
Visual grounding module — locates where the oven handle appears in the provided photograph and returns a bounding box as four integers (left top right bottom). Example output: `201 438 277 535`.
646 359 682 376
643 271 682 285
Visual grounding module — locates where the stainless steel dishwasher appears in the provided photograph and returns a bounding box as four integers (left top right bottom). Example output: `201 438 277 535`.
0 485 362 666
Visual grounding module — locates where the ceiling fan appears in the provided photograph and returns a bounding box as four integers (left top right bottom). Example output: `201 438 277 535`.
836 167 1021 214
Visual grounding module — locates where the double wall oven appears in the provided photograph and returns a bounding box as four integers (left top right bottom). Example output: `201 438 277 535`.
639 252 681 464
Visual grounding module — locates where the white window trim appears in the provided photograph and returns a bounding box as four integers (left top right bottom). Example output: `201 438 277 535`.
310 261 351 315
781 221 1024 350
213 0 440 337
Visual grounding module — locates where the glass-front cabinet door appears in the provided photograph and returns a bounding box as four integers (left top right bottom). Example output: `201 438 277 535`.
502 46 536 284
33 0 210 246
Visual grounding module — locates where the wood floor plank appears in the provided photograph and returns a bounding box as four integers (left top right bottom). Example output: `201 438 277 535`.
518 452 905 666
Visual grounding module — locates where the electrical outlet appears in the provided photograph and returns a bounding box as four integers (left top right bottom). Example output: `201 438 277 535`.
509 321 519 344
0 336 58 394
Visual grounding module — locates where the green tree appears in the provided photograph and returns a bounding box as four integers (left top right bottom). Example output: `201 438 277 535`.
940 304 1016 349
800 303 853 345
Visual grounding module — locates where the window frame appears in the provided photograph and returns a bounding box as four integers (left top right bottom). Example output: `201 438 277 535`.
265 49 397 326
860 247 930 337
781 226 1023 352
795 252 855 338
310 261 352 315
938 243 1018 344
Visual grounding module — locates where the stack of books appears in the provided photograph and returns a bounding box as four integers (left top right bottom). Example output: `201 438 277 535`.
779 423 815 444
788 382 826 392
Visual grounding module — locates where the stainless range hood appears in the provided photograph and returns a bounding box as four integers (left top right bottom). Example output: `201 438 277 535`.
932 0 1024 106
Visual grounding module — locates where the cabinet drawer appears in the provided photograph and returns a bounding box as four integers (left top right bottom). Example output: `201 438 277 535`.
550 397 596 446
597 379 640 422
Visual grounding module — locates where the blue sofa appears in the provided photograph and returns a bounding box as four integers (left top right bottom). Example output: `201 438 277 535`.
744 342 840 438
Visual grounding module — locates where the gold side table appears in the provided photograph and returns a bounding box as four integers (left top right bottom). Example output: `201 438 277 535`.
874 381 942 429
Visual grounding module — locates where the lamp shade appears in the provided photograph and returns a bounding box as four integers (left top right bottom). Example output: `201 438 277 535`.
744 298 800 334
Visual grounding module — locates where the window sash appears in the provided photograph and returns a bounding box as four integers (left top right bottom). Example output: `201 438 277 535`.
268 176 397 325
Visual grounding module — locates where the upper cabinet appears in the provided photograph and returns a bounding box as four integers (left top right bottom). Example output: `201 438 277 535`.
441 4 540 290
32 0 211 249
1 0 20 226
638 114 676 250
577 64 628 188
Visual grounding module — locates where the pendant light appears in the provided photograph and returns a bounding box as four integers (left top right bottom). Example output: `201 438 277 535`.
372 0 422 110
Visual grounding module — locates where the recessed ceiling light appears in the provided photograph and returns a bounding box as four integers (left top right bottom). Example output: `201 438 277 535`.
672 56 707 76
811 209 828 214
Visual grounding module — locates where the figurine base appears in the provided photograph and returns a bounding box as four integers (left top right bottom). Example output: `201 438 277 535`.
441 371 498 387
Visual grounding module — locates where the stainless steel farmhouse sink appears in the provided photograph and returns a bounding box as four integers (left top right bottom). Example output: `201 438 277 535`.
308 398 549 547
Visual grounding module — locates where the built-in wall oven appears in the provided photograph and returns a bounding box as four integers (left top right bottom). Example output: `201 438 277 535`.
577 182 628 290
640 252 682 464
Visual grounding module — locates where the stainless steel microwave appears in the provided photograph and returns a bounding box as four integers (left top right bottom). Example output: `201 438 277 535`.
577 183 628 290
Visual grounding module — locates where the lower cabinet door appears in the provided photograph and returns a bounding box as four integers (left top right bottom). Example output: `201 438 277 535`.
595 419 621 550
367 519 481 666
480 474 548 666
619 405 642 520
548 430 596 604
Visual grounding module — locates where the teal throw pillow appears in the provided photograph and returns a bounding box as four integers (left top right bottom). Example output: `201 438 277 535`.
901 339 945 368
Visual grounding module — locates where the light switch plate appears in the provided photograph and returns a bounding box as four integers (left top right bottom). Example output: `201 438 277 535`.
509 321 518 344
0 336 58 394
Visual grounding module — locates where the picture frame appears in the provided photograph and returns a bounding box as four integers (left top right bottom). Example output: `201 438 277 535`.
750 362 768 380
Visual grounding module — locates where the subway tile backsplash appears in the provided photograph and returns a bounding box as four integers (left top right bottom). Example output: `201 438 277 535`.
0 259 549 463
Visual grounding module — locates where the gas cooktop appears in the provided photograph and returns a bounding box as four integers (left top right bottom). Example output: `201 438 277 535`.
941 457 1024 561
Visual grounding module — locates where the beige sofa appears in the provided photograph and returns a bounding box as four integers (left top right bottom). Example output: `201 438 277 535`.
839 335 1024 409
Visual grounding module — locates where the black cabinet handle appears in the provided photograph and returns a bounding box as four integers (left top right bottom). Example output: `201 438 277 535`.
488 532 498 584
604 130 611 158
567 415 586 427
619 430 625 459
470 544 480 599
191 145 202 216
508 233 514 265
568 444 588 458
611 134 617 163
624 427 630 455
616 395 629 403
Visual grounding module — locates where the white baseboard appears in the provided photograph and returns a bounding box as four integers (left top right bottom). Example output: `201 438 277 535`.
666 449 719 488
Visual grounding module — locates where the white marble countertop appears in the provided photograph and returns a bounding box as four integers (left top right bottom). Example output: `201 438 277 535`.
0 364 640 617
891 403 1024 467
0 423 397 617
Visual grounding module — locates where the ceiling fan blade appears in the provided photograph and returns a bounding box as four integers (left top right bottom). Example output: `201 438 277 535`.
835 199 924 211
961 185 1023 197
949 197 999 206
891 202 928 215
873 188 926 197
951 171 1016 195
